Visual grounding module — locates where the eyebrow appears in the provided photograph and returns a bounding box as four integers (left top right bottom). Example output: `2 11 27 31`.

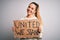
28 5 36 10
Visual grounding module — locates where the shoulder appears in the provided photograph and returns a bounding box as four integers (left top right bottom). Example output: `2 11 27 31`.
20 16 38 20
26 16 38 20
20 17 26 20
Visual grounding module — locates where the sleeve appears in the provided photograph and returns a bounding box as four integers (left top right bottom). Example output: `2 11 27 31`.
20 17 26 20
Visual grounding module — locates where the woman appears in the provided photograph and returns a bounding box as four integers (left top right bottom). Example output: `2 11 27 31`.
12 2 43 40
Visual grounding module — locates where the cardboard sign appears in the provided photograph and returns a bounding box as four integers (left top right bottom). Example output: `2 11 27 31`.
13 19 40 38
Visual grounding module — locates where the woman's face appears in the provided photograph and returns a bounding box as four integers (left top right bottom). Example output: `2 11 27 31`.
27 3 36 15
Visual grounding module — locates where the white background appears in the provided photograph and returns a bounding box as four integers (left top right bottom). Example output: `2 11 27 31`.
0 0 60 40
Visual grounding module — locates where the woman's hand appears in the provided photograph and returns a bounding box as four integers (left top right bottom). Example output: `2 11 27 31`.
37 25 43 34
12 26 15 32
37 27 41 33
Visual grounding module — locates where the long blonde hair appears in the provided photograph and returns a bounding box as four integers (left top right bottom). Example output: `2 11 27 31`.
30 2 43 25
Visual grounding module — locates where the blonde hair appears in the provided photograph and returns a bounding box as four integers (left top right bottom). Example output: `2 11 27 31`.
30 2 43 25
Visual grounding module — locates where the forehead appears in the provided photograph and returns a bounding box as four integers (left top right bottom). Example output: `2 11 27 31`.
29 4 36 9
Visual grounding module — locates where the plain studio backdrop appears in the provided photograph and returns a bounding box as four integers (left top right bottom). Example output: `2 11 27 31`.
0 0 60 40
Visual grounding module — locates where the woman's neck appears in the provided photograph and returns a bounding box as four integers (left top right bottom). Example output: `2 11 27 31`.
26 14 35 18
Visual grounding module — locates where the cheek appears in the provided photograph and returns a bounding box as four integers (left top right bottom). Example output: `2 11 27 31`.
32 10 36 13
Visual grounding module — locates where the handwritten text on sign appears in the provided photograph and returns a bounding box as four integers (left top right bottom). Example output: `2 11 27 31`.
13 19 40 38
